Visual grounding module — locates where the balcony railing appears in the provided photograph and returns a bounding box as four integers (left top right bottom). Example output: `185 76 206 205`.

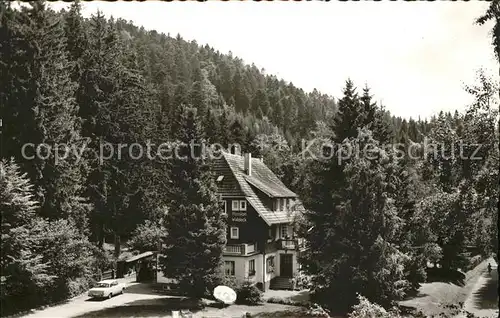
278 239 296 250
224 243 257 256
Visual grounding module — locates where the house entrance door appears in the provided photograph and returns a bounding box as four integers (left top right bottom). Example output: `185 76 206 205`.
280 254 293 277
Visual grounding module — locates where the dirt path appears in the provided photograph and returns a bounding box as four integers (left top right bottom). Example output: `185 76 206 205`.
400 257 498 317
458 258 498 318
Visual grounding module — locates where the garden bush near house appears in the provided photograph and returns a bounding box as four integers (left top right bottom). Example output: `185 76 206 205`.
213 277 262 305
266 296 309 307
293 271 312 290
235 281 263 305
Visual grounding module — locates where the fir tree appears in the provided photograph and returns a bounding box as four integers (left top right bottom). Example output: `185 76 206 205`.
372 105 394 145
217 108 230 148
204 108 219 144
332 79 364 143
63 0 87 82
0 2 86 226
300 130 410 312
78 11 153 250
161 105 226 299
229 117 246 148
360 84 377 128
252 89 270 119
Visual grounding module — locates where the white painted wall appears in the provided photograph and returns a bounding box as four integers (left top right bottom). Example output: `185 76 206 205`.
222 253 281 285
223 256 247 281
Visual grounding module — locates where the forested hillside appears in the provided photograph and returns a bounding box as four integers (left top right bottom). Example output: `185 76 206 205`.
0 1 498 316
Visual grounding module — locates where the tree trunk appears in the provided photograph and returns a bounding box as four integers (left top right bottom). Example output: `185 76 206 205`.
114 233 121 259
98 223 104 249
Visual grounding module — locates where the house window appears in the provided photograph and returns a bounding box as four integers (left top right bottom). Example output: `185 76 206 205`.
286 199 290 211
230 227 239 239
232 200 240 211
248 259 255 276
266 256 275 273
276 199 280 212
281 225 288 239
223 201 227 214
225 261 235 276
239 200 247 211
280 198 285 211
268 228 273 240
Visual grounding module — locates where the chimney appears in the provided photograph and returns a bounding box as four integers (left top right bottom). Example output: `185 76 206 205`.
244 153 252 176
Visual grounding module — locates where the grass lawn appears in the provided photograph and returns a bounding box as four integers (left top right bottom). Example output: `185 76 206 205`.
68 296 317 318
195 303 311 318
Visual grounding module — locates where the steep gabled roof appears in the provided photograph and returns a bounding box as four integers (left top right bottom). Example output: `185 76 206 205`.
212 152 298 225
212 153 246 197
223 153 297 198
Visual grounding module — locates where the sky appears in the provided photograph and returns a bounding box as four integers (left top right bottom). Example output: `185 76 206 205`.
49 1 498 120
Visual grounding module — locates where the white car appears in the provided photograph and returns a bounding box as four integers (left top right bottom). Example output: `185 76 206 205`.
88 279 126 299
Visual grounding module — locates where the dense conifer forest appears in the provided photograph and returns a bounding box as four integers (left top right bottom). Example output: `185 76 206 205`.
0 1 498 316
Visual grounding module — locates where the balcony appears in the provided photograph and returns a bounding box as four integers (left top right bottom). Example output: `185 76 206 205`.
278 239 296 250
224 243 257 256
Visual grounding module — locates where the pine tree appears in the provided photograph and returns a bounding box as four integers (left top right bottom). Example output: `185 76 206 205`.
0 159 38 234
0 159 96 314
78 12 153 250
63 0 87 82
372 105 394 145
332 79 364 143
229 117 246 148
171 83 190 136
160 105 226 299
300 130 410 312
233 69 251 114
360 84 377 127
204 108 219 144
1 159 50 312
0 2 87 227
190 67 211 117
272 99 285 127
252 89 270 119
217 108 230 148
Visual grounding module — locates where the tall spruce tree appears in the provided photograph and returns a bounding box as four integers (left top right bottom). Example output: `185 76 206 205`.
0 2 87 228
160 105 226 299
78 12 153 251
228 117 246 148
0 159 96 314
300 130 411 312
332 79 364 143
360 85 377 127
63 0 87 82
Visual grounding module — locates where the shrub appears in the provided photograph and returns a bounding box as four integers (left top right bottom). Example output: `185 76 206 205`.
235 281 262 305
467 255 483 270
293 271 312 290
220 275 240 290
306 303 330 317
67 277 92 298
348 295 402 318
266 296 309 307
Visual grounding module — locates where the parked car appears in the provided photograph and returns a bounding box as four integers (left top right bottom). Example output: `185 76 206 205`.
88 279 126 299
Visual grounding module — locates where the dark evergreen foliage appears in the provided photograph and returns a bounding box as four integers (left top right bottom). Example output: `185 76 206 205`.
0 3 498 315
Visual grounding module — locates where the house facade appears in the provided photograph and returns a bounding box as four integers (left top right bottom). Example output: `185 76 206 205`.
212 151 304 290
